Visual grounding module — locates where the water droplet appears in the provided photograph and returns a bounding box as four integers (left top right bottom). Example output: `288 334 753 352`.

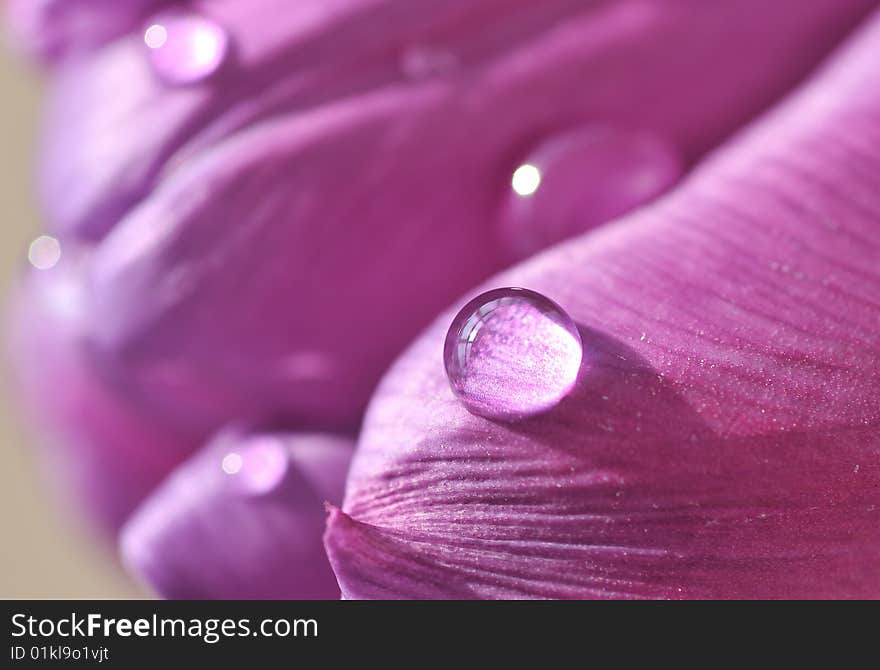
144 11 229 85
222 438 289 495
501 126 681 261
28 235 62 270
400 45 458 79
444 287 583 420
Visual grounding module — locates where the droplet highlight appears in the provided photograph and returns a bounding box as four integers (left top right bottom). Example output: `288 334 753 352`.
444 287 583 420
511 164 542 196
144 11 229 85
28 235 62 270
501 126 681 261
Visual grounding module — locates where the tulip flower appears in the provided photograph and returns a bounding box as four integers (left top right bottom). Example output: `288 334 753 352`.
326 9 880 598
5 0 879 599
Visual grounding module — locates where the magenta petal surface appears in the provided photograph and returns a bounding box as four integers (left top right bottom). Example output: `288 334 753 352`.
121 430 352 599
59 0 879 436
326 13 880 599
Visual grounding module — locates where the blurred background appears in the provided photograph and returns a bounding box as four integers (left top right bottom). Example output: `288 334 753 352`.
0 43 137 598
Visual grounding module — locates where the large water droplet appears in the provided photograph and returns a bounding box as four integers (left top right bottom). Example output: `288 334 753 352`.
144 11 229 85
501 126 681 261
444 287 583 420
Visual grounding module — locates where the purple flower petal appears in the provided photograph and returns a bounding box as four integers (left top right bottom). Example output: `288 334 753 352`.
7 255 193 531
326 12 880 599
61 0 878 436
121 430 352 599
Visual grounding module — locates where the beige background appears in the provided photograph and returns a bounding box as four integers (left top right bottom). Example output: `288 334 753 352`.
0 45 139 598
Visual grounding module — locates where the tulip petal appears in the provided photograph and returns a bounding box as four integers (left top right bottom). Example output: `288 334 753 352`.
122 430 352 599
326 11 880 599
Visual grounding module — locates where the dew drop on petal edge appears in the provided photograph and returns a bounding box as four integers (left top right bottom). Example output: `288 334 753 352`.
144 10 230 86
444 288 583 420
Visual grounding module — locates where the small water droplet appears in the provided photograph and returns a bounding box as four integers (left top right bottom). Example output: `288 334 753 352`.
501 126 681 262
144 11 229 85
400 46 458 79
28 235 62 270
444 287 583 420
222 438 289 495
